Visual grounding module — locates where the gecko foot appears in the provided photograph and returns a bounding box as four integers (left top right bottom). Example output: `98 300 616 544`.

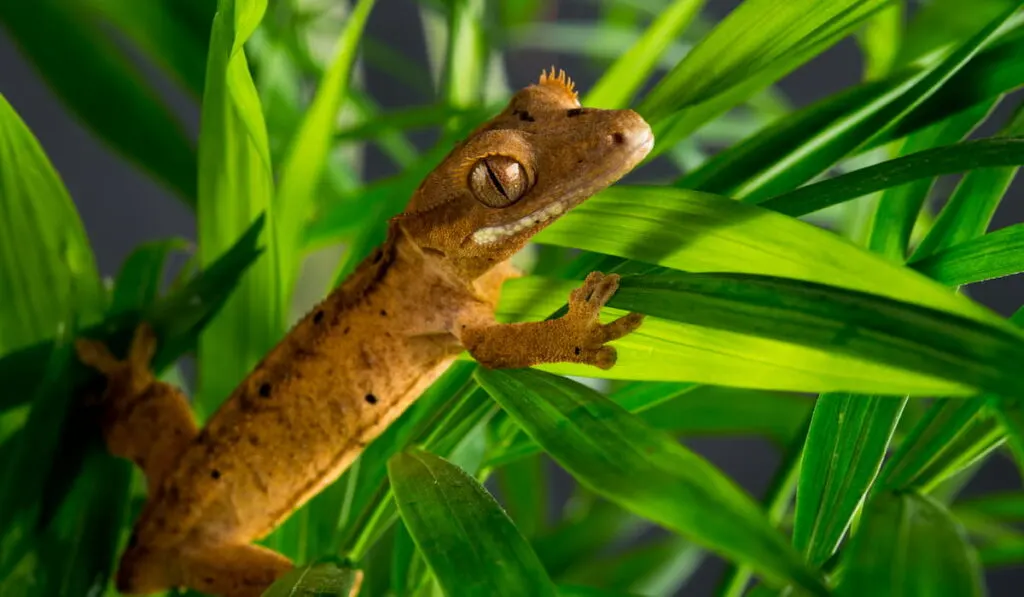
76 323 157 388
565 272 644 369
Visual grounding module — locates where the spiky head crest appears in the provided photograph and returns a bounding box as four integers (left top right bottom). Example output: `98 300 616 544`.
538 66 578 102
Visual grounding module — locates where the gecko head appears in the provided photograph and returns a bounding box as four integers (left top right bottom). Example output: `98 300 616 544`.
394 68 654 276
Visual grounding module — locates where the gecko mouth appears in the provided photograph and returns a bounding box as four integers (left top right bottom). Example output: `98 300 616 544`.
470 133 654 245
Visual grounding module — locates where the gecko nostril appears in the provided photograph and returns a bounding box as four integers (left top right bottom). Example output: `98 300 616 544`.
611 132 625 145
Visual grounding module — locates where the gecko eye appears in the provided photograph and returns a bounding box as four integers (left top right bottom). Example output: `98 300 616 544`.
469 155 529 208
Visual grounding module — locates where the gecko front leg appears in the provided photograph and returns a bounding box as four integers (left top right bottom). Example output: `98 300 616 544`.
458 271 644 370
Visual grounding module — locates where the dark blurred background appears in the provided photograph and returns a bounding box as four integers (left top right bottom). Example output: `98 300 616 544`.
2 0 1022 594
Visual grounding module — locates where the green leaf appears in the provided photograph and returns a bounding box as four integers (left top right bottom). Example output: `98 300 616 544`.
723 0 1016 204
584 0 704 109
78 0 211 96
856 2 902 80
896 0 1021 67
486 386 811 471
640 0 890 156
389 449 558 597
495 268 1018 396
866 101 996 259
910 101 1024 262
911 223 1024 286
880 398 1003 492
196 0 283 415
0 93 104 353
837 491 984 597
0 0 197 204
536 187 999 325
274 0 375 299
109 238 190 315
261 558 362 597
792 393 906 567
679 16 1024 198
760 137 1024 217
0 216 265 415
475 368 827 595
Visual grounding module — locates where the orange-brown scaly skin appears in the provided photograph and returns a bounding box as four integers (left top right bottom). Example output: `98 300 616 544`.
74 70 653 597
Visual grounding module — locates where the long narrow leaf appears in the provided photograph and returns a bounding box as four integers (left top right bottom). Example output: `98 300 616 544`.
475 368 827 595
275 0 375 300
760 137 1024 216
837 491 984 597
389 449 558 597
0 0 197 203
912 223 1024 286
641 0 890 156
196 0 282 414
792 393 905 567
0 93 104 353
584 0 704 109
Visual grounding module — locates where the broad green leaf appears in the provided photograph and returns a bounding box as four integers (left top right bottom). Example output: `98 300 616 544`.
640 0 891 156
0 94 104 353
867 101 996 259
686 5 1016 202
910 101 1024 262
275 0 375 299
493 274 1013 396
0 0 197 204
792 393 906 567
78 0 211 96
389 449 558 597
109 238 190 315
760 138 1024 217
837 491 984 597
475 368 827 595
912 223 1024 286
880 398 1003 492
584 0 704 109
0 216 265 415
196 0 283 414
262 559 361 597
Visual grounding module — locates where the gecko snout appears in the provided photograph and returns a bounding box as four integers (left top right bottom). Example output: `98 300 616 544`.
606 110 655 161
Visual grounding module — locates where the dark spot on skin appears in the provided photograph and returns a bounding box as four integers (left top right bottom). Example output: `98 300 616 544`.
258 383 271 398
380 309 388 317
513 109 535 122
574 346 581 356
128 532 139 548
612 132 626 145
372 250 383 263
249 434 260 446
205 578 214 585
365 393 378 405
567 108 584 117
313 310 325 324
344 326 351 335
211 469 221 480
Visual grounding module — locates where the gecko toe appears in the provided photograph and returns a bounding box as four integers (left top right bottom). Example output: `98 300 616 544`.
601 312 645 341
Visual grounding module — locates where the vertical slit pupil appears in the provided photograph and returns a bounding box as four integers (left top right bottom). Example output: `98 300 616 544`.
484 162 508 198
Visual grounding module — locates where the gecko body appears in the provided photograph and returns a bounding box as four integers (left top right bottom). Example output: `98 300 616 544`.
76 70 653 597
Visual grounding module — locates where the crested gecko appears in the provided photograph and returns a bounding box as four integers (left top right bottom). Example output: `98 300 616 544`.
75 69 654 597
